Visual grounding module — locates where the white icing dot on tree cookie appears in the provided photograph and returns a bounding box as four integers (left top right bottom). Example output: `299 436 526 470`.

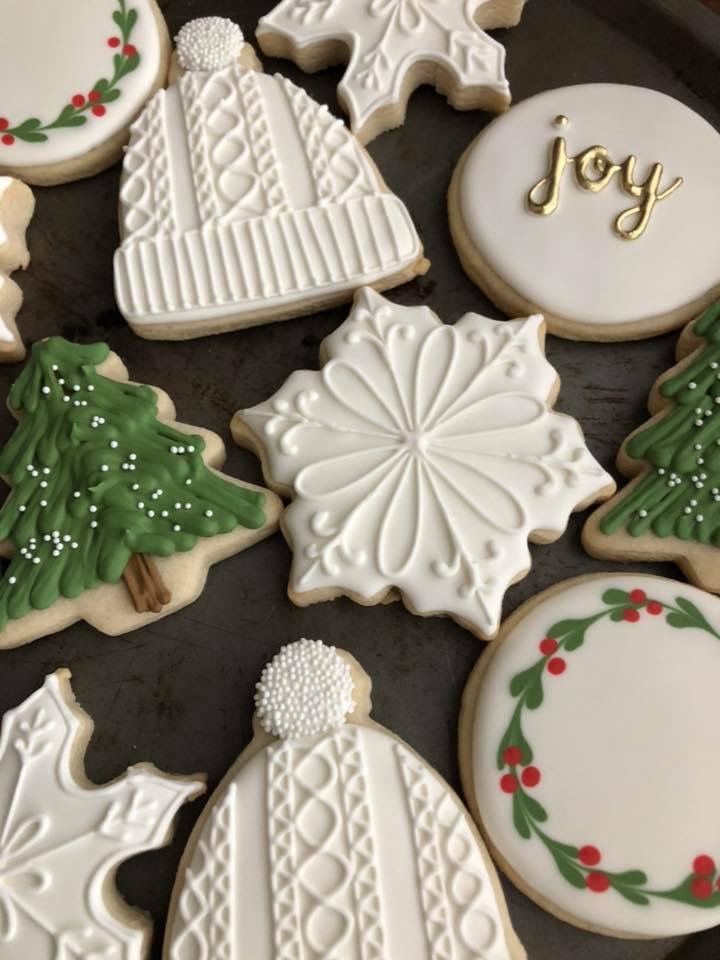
254 638 355 739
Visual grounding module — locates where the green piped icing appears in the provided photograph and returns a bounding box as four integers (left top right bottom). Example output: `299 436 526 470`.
0 338 266 628
600 301 720 543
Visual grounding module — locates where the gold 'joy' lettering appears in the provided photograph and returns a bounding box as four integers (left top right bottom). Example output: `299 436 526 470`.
527 116 683 241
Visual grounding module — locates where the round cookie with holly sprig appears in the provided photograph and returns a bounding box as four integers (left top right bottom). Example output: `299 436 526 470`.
459 573 720 938
0 0 170 185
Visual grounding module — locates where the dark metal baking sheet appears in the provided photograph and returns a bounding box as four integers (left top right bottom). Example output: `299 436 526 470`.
2 0 720 957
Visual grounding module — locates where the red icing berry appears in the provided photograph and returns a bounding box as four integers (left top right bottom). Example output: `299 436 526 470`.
0 118 8 131
92 105 106 118
579 845 602 867
646 600 663 616
693 855 716 877
547 657 566 676
521 766 541 788
503 746 523 766
88 90 102 103
539 637 558 655
108 36 121 48
629 589 647 605
623 608 640 623
123 43 137 57
71 94 86 108
586 872 610 893
1 134 14 146
691 877 713 900
500 774 519 794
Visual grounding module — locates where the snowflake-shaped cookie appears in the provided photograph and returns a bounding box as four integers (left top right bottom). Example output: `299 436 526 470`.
234 289 615 639
257 0 527 143
0 670 204 959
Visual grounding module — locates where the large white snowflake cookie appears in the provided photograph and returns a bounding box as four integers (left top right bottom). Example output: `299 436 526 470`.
0 670 204 959
257 0 528 143
113 16 427 339
233 289 615 639
165 639 526 959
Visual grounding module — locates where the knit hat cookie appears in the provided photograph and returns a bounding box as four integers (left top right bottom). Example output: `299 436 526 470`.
114 17 427 339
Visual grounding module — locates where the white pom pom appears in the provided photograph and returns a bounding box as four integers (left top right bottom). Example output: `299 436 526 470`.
255 639 355 740
175 17 244 72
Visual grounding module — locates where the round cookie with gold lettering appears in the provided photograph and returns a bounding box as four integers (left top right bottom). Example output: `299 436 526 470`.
449 84 720 341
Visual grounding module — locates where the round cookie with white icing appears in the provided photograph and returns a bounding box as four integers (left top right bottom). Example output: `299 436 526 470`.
165 639 526 960
0 0 170 186
113 16 427 339
449 84 720 341
459 573 720 938
233 287 615 640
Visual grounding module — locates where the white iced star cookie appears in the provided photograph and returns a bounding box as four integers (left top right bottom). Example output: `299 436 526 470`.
0 0 170 186
0 177 34 362
449 84 720 341
233 288 615 639
166 639 526 960
0 669 204 959
114 16 428 339
256 0 527 144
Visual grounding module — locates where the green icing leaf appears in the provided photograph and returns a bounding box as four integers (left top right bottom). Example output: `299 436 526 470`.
512 792 531 840
602 588 630 605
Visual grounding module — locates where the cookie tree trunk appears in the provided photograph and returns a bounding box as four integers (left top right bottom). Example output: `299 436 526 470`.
0 338 267 631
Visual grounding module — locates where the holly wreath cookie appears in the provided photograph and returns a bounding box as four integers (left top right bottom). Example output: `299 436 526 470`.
233 287 614 639
0 337 281 649
0 0 170 186
449 84 720 341
459 573 720 938
165 638 526 959
113 17 427 339
0 669 204 959
0 177 35 362
584 299 720 589
256 0 527 144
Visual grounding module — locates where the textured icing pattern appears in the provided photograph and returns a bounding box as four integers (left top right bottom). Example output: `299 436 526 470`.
0 672 201 959
257 0 522 138
114 66 422 326
166 722 515 958
240 288 612 637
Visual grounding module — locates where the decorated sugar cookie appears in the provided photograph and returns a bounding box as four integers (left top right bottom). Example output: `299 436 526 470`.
0 338 281 649
233 288 614 639
449 84 720 341
0 0 170 186
584 300 720 589
257 0 527 144
166 639 526 959
0 177 34 362
460 574 720 938
113 17 427 340
0 669 204 959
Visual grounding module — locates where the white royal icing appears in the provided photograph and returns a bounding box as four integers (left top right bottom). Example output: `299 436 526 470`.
0 0 164 168
175 16 244 72
0 671 202 959
255 638 355 738
257 0 520 138
469 574 720 937
455 84 720 332
167 640 513 959
113 42 423 329
240 288 612 638
0 275 15 343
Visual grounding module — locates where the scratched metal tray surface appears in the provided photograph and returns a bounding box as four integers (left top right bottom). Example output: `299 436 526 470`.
2 0 720 957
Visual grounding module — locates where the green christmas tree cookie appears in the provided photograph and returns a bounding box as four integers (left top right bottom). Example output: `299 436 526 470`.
584 301 720 591
0 338 281 648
